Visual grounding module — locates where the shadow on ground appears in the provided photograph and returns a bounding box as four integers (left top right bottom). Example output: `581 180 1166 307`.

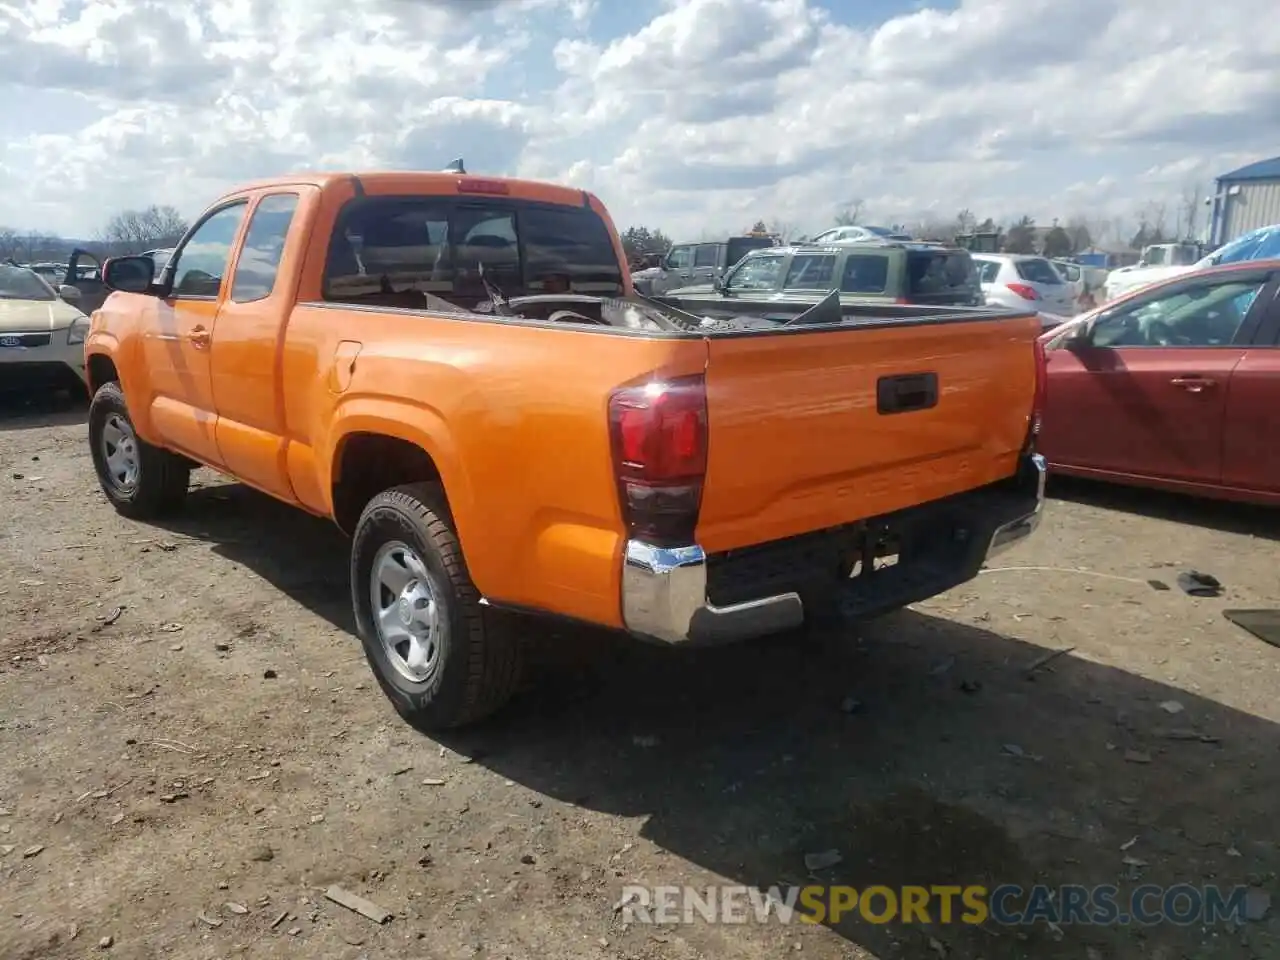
1049 473 1280 542
0 390 88 431
147 479 1280 960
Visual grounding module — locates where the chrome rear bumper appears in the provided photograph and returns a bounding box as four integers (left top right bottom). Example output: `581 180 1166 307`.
619 454 1047 646
985 453 1046 558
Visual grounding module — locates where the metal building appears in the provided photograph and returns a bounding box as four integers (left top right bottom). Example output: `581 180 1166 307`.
1209 155 1280 246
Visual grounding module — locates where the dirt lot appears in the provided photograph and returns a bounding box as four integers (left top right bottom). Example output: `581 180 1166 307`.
2 394 1279 960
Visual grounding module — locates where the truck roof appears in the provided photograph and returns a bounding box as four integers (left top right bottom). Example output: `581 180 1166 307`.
747 239 965 257
214 171 596 210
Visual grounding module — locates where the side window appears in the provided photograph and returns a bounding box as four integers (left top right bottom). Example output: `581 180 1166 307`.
976 260 1001 283
230 194 299 303
1091 278 1267 348
170 202 248 298
840 254 889 294
667 246 693 270
693 244 719 268
783 254 836 290
725 254 785 291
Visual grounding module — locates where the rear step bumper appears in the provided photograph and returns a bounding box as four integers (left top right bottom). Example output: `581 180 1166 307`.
621 453 1046 646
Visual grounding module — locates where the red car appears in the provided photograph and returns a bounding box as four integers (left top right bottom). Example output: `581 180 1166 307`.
1037 259 1280 506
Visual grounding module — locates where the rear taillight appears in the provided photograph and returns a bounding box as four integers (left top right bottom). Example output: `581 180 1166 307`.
1025 337 1048 454
608 374 708 547
1007 282 1040 301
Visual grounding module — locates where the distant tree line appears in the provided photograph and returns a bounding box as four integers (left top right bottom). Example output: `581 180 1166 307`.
0 204 191 264
623 184 1207 261
96 205 190 255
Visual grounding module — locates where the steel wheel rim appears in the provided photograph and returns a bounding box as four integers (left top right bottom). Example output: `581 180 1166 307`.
369 540 442 683
101 413 140 492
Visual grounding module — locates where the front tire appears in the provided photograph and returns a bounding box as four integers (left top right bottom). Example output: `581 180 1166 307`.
351 482 522 731
88 381 190 519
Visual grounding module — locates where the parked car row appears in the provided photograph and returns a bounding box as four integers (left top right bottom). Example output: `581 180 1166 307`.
1103 226 1280 301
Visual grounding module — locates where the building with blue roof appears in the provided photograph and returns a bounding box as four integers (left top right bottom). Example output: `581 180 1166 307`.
1209 155 1280 246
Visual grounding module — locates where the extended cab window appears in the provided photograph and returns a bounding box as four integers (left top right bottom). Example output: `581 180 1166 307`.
725 253 784 291
231 194 299 302
170 202 248 298
323 196 622 307
783 254 836 290
839 254 889 294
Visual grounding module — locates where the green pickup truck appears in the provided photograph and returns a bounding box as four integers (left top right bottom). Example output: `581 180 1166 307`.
662 240 983 308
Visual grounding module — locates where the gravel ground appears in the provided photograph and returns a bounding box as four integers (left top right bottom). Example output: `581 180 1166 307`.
2 393 1279 960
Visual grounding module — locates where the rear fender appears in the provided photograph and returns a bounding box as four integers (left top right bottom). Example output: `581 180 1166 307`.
326 397 478 560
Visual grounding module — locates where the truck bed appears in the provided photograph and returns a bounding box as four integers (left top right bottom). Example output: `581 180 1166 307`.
649 288 1022 332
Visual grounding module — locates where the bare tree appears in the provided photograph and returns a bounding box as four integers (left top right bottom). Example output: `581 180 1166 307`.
1141 200 1169 242
906 215 953 241
0 227 19 260
1064 215 1095 252
98 205 190 255
833 199 865 226
1175 181 1202 240
768 219 801 242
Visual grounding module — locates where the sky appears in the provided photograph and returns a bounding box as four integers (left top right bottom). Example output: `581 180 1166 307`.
1 0 1277 244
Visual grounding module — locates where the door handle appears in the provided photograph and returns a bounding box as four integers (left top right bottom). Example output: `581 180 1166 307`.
188 326 211 348
1170 376 1216 392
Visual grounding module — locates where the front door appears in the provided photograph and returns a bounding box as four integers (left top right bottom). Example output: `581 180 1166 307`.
1040 271 1272 486
662 244 694 291
63 249 108 314
141 201 248 467
691 243 720 285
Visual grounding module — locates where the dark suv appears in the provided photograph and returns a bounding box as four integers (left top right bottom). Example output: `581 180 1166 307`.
662 240 983 307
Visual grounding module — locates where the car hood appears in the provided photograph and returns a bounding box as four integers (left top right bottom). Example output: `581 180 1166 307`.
0 297 85 333
1107 264 1193 288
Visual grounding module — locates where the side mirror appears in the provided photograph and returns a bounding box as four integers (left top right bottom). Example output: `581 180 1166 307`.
57 284 81 302
102 255 156 294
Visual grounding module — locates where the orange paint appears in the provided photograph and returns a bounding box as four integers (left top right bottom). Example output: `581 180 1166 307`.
86 171 1039 631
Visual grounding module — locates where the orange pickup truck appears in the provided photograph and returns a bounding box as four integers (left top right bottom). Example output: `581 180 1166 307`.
85 171 1048 730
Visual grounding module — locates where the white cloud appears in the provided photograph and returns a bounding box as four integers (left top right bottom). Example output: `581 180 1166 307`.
1 0 1277 246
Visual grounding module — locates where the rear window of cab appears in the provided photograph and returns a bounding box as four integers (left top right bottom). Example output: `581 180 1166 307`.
321 195 623 306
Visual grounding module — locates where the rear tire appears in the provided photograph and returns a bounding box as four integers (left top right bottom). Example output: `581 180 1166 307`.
351 482 523 731
88 381 190 519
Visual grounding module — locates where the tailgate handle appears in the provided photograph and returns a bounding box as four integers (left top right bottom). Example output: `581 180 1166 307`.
877 373 938 414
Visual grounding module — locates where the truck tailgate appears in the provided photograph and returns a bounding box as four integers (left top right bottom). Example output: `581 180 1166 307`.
696 314 1041 553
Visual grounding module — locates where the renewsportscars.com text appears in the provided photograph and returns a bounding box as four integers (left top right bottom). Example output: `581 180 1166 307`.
616 883 1258 927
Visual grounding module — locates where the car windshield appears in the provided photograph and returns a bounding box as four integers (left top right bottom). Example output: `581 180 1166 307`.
725 253 785 291
1200 225 1280 267
1015 258 1063 285
0 263 55 301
